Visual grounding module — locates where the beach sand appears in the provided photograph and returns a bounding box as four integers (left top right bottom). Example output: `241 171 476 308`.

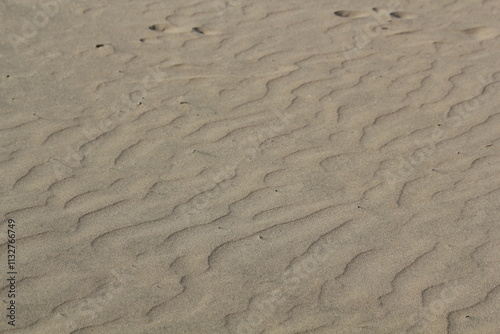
1 0 499 333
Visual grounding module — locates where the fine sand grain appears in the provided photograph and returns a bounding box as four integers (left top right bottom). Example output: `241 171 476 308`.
1 0 499 333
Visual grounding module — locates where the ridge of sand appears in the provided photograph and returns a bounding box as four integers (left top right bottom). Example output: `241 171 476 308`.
1 0 499 333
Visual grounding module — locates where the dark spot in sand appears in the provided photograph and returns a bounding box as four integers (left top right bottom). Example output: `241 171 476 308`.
334 10 350 17
192 27 205 34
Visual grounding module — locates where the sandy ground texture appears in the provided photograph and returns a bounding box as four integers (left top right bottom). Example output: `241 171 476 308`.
1 0 500 333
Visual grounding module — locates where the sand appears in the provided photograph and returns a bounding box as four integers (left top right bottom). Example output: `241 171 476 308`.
1 0 499 333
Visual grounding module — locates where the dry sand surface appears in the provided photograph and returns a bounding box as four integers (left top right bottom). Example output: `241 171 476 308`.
1 0 500 333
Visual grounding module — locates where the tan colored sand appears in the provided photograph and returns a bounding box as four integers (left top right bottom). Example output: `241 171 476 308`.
1 0 499 333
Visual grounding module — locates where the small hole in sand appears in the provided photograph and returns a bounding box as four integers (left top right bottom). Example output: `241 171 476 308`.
192 27 205 34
